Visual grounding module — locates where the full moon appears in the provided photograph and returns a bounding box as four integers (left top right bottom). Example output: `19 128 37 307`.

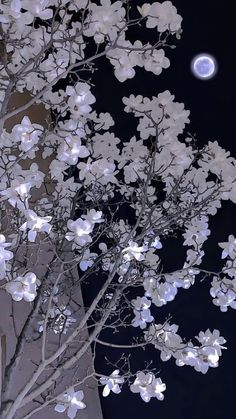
191 53 217 80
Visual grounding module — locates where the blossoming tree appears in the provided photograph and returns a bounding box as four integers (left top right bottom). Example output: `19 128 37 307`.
0 1 236 418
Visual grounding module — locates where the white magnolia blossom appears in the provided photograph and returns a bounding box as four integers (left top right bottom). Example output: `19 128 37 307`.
130 372 166 402
0 180 32 211
65 209 104 246
82 209 104 225
0 0 33 26
218 235 236 259
147 281 178 307
49 159 69 182
131 296 154 329
39 51 69 83
0 163 44 212
66 82 96 118
65 218 93 247
122 90 190 140
122 240 148 262
175 333 226 374
57 136 90 165
5 272 37 302
55 388 86 418
11 116 43 152
19 209 52 242
22 0 53 20
100 369 125 397
77 157 118 185
183 216 211 249
83 0 126 44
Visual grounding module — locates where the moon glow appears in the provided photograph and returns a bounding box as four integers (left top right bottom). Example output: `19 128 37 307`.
191 53 217 80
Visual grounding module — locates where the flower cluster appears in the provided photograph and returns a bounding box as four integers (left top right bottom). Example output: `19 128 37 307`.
210 276 236 312
145 324 227 374
138 1 182 33
143 267 199 307
208 236 236 312
99 369 166 403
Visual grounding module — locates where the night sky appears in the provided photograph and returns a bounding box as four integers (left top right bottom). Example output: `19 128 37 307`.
82 1 236 418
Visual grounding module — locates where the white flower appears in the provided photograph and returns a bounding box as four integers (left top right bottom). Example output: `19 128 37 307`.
122 240 148 261
100 369 124 397
130 372 166 402
66 82 96 117
183 216 210 249
132 296 151 310
0 0 33 25
49 159 69 181
22 0 53 20
83 0 126 44
57 135 90 165
132 308 153 329
218 235 236 259
151 282 178 307
19 210 52 242
91 158 117 182
5 272 37 302
55 388 86 418
131 296 153 329
82 209 104 225
11 116 42 152
0 180 32 211
65 218 93 247
77 158 118 185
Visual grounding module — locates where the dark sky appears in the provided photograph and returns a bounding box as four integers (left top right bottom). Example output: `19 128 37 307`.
83 1 236 418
